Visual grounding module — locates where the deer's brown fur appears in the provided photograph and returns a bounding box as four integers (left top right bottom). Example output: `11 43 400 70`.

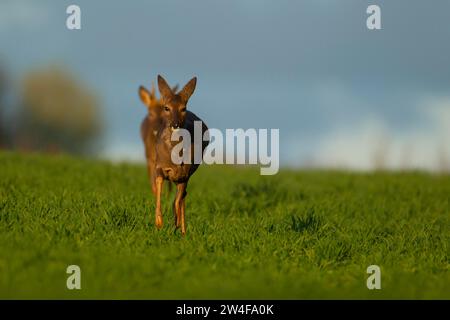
138 75 208 235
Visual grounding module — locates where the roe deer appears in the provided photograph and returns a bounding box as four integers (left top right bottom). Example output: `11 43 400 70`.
138 75 209 235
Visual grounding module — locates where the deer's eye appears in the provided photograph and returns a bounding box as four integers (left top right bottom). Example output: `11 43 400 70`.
180 107 186 113
164 106 170 112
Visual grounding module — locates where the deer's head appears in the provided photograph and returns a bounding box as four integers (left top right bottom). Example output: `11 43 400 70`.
139 81 180 128
157 75 197 131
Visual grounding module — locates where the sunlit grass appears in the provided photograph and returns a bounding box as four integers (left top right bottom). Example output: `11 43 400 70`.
0 151 449 299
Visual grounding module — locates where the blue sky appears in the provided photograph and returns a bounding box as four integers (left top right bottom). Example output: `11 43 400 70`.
1 0 450 170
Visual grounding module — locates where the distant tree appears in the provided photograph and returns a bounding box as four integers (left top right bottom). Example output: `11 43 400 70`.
17 67 102 154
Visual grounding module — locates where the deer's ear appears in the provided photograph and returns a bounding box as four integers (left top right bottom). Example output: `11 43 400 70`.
157 75 173 101
139 86 153 107
179 77 197 104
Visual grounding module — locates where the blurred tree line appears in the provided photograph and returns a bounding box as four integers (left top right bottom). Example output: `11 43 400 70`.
0 65 102 155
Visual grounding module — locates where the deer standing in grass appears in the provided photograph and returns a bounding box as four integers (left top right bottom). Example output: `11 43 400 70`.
138 75 208 235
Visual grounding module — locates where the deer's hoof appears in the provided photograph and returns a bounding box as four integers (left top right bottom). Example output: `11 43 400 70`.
155 215 163 229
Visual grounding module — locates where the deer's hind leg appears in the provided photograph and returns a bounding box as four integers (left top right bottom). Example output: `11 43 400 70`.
180 193 187 236
172 200 178 228
166 181 173 195
146 161 157 196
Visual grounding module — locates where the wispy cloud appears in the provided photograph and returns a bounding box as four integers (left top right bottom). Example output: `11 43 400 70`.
312 97 450 171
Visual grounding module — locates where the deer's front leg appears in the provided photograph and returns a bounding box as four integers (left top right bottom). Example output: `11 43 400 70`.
174 183 187 235
155 176 164 229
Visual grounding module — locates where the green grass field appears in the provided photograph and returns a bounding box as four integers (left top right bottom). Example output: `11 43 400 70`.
0 151 449 299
